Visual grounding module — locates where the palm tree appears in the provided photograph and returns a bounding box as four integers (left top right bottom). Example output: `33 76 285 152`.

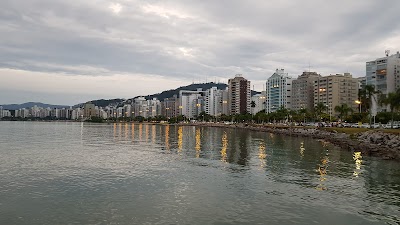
276 106 289 122
359 85 378 112
298 108 308 123
379 89 400 128
314 103 328 121
250 101 256 120
334 104 353 120
359 84 380 125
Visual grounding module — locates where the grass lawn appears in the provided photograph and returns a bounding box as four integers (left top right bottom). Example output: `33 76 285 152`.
322 127 400 135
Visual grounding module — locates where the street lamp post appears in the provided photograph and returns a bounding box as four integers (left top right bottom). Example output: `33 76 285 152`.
355 100 361 113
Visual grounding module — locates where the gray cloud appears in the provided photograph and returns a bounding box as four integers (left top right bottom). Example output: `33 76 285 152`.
1 0 400 104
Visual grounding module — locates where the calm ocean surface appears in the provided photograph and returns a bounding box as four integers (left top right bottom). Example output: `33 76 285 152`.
0 121 399 225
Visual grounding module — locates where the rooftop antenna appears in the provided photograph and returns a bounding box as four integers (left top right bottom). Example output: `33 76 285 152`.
385 50 390 57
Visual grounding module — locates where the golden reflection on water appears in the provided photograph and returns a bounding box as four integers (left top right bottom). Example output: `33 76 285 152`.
320 140 329 148
258 140 267 168
124 123 128 139
113 123 117 139
353 152 363 177
152 125 156 143
221 131 228 162
131 123 135 141
300 141 305 158
178 127 183 153
195 128 201 158
139 124 142 141
145 124 149 140
316 154 329 191
165 125 170 150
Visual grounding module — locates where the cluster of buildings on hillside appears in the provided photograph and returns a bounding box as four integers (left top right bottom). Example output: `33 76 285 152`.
1 51 399 120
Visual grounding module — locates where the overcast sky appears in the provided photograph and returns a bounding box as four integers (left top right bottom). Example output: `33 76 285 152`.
1 0 400 105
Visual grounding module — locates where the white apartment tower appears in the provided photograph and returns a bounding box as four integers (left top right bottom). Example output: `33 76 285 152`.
179 89 206 119
266 69 293 113
366 51 400 94
251 91 266 115
366 51 400 112
204 87 225 117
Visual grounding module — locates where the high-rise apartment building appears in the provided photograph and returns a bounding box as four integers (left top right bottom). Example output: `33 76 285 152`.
179 89 205 119
83 102 96 118
221 89 229 115
314 73 358 117
266 69 293 113
357 76 366 90
366 51 400 94
162 95 179 118
228 75 251 115
291 71 321 112
205 87 227 117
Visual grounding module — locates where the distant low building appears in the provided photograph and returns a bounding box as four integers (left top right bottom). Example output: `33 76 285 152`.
251 91 266 115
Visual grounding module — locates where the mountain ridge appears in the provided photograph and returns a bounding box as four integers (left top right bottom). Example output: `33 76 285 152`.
0 102 70 110
4 83 262 109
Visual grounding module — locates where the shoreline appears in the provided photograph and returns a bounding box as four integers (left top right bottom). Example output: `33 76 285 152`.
177 122 400 161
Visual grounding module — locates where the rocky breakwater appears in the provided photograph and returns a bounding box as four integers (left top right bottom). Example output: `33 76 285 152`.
259 127 400 160
356 131 400 160
251 126 400 160
182 123 400 160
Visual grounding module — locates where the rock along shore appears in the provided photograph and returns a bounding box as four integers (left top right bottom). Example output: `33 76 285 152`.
178 123 400 160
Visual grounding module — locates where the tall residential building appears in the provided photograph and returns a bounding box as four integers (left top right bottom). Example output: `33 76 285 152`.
357 76 366 90
133 97 147 117
147 98 161 118
83 102 96 118
0 107 11 118
366 51 400 94
251 91 266 115
162 95 179 118
266 69 293 113
228 75 251 115
221 88 229 115
179 89 205 119
205 87 226 117
314 73 358 117
291 71 321 112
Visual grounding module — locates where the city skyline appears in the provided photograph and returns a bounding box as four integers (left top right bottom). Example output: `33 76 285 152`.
1 0 400 105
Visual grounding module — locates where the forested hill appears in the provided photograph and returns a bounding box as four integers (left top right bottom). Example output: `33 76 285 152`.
0 102 69 110
132 82 228 101
73 99 125 108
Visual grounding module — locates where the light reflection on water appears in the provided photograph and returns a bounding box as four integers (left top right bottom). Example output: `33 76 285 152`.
0 122 399 225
